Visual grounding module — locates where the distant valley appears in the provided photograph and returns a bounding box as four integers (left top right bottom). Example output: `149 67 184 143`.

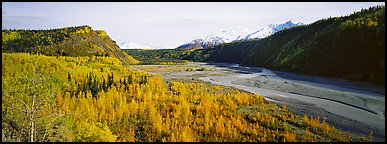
127 5 385 86
2 4 384 142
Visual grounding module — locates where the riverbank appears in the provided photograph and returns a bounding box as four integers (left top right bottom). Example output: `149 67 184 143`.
130 62 385 142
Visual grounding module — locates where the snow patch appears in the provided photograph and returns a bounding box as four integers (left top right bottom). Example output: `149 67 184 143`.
177 21 304 49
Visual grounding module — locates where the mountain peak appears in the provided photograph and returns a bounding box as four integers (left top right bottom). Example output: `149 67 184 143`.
176 21 303 49
242 21 303 40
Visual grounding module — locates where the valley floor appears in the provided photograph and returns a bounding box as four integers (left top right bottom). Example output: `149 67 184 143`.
131 62 385 142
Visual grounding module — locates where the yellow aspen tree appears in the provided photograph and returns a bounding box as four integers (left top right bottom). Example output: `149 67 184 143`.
216 115 225 137
204 109 211 134
304 128 311 141
98 92 106 121
170 132 177 142
116 102 124 120
161 137 167 142
154 113 163 135
287 131 297 142
62 92 70 114
126 99 134 116
180 126 189 142
127 128 135 142
56 89 63 110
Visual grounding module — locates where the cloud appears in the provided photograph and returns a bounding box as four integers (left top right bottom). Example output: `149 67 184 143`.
2 2 384 49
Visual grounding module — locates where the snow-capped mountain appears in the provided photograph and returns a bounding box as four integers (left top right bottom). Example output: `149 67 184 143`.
214 27 252 43
176 21 303 49
176 28 250 49
176 35 227 49
119 42 154 49
239 21 304 40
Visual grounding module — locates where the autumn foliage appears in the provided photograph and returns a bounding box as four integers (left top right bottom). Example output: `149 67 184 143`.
2 53 369 142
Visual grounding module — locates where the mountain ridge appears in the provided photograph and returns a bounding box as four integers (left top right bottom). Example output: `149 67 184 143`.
176 21 303 49
239 21 304 41
183 5 385 85
2 25 139 65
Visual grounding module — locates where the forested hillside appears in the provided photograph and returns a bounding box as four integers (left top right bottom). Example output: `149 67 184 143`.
123 49 197 64
186 5 385 85
2 5 381 142
2 53 370 142
2 25 139 65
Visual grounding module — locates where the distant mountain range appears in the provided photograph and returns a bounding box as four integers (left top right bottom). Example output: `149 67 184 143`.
238 21 304 41
119 42 156 49
182 5 385 85
176 21 303 49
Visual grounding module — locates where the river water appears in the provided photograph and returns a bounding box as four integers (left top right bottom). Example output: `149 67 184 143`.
200 62 385 127
132 62 385 141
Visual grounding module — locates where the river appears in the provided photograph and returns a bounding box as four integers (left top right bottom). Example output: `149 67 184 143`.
131 62 385 141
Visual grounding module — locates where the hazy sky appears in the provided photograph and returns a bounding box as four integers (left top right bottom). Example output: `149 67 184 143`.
2 2 385 49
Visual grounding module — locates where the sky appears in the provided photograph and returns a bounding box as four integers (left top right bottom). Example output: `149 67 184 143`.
2 2 385 49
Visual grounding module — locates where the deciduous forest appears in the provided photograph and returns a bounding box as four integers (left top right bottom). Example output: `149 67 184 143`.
2 53 370 142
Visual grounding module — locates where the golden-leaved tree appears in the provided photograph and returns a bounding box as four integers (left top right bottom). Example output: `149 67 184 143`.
2 53 371 142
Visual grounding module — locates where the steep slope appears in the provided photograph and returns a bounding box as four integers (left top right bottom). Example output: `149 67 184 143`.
2 25 139 65
187 5 385 85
